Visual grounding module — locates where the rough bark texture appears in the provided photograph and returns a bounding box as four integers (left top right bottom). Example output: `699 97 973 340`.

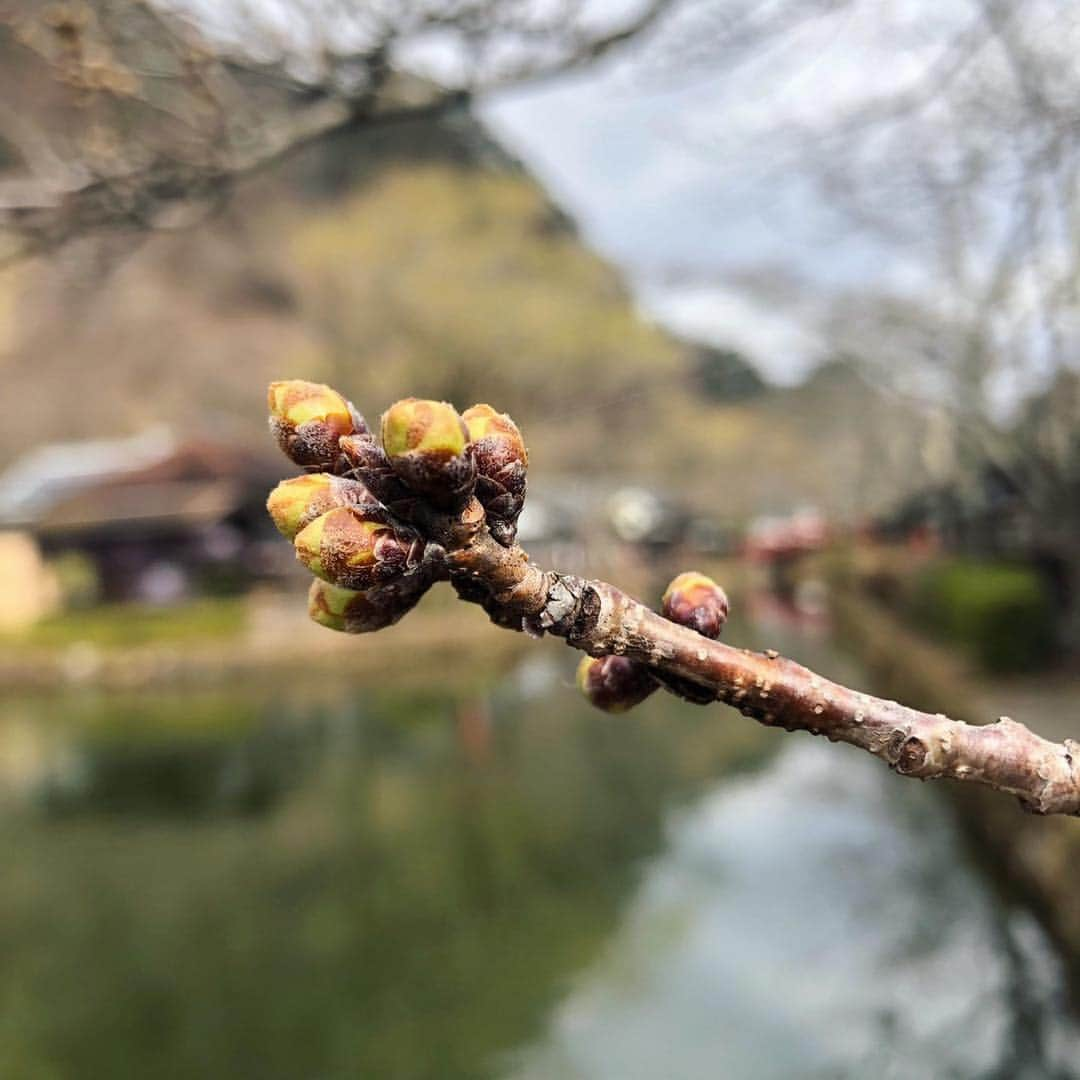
434 504 1080 818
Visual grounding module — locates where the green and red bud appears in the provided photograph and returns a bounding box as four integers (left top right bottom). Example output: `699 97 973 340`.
308 577 429 634
655 571 729 704
662 571 729 639
293 506 426 591
268 379 365 470
266 473 376 540
576 654 658 714
575 573 730 714
380 398 476 505
462 403 528 547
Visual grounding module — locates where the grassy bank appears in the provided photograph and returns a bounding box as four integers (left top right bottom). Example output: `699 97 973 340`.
2 598 248 651
0 591 535 697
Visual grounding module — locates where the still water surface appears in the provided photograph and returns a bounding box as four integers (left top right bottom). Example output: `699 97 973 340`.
0 609 1077 1079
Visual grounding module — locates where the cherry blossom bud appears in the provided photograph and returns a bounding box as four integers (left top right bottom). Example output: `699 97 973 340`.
576 655 657 714
662 572 730 638
268 380 365 470
656 571 730 704
266 474 376 540
293 506 426 591
380 398 476 505
308 577 428 634
462 403 528 546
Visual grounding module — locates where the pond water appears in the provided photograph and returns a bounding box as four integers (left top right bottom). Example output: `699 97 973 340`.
0 604 1077 1079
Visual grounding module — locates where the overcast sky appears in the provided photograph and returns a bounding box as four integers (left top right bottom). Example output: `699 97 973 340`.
477 2 962 384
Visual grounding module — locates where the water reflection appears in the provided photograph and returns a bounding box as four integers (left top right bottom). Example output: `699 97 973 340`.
0 617 1076 1079
0 691 319 817
507 742 1080 1080
0 650 772 1080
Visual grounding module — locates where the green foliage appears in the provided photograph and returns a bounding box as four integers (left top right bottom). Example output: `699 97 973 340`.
911 560 1056 672
0 109 933 517
691 344 765 402
287 165 682 423
0 673 776 1079
49 552 101 609
3 598 246 650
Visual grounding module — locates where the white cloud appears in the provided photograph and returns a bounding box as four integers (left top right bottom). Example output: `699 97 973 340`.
636 280 823 384
476 1 978 383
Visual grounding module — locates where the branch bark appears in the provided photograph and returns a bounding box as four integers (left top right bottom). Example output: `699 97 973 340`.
434 509 1080 818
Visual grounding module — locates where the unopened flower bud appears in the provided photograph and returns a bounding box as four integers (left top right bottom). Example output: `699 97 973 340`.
268 380 365 470
654 571 729 704
662 572 729 639
576 655 657 714
380 398 476 505
462 403 528 546
266 474 376 540
293 506 426 591
308 577 429 634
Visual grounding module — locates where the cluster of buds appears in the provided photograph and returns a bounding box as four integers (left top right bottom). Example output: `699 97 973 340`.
577 571 730 713
265 379 1080 816
267 379 529 633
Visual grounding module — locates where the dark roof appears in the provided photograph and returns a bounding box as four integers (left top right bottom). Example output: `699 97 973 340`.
35 479 244 537
0 432 280 536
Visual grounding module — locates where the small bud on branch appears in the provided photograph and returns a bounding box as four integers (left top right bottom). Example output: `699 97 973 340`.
308 578 431 634
293 507 428 591
268 380 365 471
577 654 658 713
654 571 730 705
662 572 730 638
462 403 528 546
266 380 1080 818
380 398 476 508
266 474 376 540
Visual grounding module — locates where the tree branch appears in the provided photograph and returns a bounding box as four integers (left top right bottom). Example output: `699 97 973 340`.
436 517 1080 818
0 0 677 259
266 382 1080 819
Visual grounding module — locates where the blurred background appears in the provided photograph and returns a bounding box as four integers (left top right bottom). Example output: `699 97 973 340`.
1 1 1079 1076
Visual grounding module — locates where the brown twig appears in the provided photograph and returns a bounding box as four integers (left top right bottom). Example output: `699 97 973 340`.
267 383 1080 818
430 509 1080 818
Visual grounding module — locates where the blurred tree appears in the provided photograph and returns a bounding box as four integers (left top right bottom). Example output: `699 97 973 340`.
651 1 1080 434
0 0 675 261
650 0 1080 634
689 342 765 402
288 165 682 422
803 1 1080 639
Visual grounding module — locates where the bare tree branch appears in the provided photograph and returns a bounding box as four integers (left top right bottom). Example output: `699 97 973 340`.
267 380 1080 819
0 0 675 259
437 508 1080 817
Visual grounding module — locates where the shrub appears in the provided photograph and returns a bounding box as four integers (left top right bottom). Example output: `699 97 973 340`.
911 560 1056 673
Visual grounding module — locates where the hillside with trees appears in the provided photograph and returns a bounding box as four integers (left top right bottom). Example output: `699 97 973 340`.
0 125 940 521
